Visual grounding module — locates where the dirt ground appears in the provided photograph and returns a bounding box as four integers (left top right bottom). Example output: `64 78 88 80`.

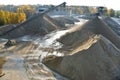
0 57 6 77
0 16 120 80
0 53 29 80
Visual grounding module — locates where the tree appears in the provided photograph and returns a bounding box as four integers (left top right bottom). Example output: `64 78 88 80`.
89 7 97 13
0 10 26 26
0 10 5 25
17 5 35 18
107 8 115 17
17 12 26 23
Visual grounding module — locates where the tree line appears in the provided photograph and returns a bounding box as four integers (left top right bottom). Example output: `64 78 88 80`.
69 6 120 18
106 8 120 17
0 4 120 26
0 5 36 26
0 10 26 25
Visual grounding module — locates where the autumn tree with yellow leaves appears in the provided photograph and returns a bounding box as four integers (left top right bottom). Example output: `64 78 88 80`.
17 5 35 18
0 10 26 25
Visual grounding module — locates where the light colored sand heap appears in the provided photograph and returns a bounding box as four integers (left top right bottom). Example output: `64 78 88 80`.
1 14 64 39
43 17 120 80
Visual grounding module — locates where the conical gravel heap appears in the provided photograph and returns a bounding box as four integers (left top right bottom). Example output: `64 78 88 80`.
43 17 120 80
2 14 64 39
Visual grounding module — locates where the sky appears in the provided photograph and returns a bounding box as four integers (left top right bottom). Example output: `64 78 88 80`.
0 0 120 10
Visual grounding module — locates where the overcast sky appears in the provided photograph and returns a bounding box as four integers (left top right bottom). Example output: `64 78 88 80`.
0 0 120 10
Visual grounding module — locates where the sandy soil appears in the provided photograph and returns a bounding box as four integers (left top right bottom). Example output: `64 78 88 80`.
0 57 6 77
0 16 120 80
0 53 29 80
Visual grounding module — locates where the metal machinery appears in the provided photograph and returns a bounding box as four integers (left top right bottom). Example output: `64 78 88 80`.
97 6 107 16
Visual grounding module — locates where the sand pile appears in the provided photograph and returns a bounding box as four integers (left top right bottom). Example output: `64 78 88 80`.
103 17 120 36
43 35 120 80
43 17 120 80
53 16 80 25
0 25 15 34
1 14 65 39
58 17 120 50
